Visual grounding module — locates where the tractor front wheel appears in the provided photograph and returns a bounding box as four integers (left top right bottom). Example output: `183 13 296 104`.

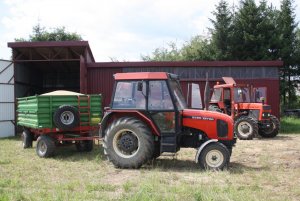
235 116 258 140
198 142 230 170
103 117 154 169
259 115 280 138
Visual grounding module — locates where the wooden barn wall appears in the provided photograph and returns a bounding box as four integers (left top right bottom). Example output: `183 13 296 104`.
87 67 122 107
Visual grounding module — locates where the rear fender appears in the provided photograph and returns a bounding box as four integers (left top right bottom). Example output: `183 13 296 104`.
195 139 218 163
99 110 160 138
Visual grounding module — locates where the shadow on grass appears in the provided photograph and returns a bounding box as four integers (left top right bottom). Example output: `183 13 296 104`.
228 162 270 174
256 135 294 141
141 157 270 173
51 143 105 162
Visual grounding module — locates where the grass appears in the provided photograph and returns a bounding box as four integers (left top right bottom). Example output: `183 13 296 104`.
280 116 300 133
0 135 300 201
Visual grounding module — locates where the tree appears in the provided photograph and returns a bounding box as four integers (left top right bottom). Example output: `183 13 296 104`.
209 0 234 60
277 0 298 108
181 36 216 61
141 42 183 61
15 23 82 42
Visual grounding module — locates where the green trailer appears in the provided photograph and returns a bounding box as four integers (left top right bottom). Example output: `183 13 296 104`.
17 91 102 157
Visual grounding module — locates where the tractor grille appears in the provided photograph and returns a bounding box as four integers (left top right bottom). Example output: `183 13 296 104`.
249 110 259 119
217 119 228 138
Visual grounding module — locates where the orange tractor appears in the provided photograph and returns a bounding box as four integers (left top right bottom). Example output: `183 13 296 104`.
100 72 236 170
208 77 280 140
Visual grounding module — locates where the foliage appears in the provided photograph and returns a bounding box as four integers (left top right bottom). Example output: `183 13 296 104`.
15 23 82 42
280 116 300 133
209 0 234 60
141 42 183 61
181 36 216 61
277 0 299 108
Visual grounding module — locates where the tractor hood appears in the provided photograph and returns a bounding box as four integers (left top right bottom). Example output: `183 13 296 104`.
182 109 234 140
236 103 271 111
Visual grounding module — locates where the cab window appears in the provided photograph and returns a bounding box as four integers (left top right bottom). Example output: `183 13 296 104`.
112 81 146 109
211 88 222 101
148 81 174 110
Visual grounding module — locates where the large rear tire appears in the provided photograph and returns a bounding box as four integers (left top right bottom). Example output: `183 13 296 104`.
36 135 56 158
103 117 154 169
259 115 280 138
198 142 230 170
235 116 258 140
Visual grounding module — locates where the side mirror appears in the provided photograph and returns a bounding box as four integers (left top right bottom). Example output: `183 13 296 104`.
137 82 143 91
260 97 265 105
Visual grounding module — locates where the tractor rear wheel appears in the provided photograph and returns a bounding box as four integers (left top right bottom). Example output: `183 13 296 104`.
198 142 230 170
259 115 280 138
103 117 154 168
36 135 56 158
235 116 258 140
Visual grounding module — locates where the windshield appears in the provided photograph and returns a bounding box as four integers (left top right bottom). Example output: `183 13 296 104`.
234 87 250 103
169 79 187 110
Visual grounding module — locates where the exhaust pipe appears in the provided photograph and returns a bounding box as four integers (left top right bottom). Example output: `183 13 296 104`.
204 72 210 110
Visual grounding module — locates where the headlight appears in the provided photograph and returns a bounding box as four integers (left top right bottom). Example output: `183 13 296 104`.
262 112 271 118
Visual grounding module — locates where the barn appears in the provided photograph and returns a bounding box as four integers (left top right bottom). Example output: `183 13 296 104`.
3 41 283 137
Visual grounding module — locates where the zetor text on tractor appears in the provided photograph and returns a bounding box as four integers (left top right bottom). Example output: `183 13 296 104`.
209 77 280 140
100 72 236 170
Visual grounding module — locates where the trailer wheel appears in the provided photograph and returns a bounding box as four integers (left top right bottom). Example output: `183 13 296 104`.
103 117 154 169
36 135 56 158
259 115 280 138
76 140 94 152
21 129 33 149
53 105 79 130
235 116 258 140
198 142 230 170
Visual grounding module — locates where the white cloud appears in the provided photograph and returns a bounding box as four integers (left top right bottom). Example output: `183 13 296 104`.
0 0 299 61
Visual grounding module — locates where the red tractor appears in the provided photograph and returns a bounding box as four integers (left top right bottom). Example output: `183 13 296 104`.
209 77 280 140
100 72 236 170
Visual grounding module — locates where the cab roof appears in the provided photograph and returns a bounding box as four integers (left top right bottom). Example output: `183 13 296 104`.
114 72 169 80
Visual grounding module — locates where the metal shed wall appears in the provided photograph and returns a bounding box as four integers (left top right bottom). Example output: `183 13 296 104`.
86 61 282 117
0 60 15 137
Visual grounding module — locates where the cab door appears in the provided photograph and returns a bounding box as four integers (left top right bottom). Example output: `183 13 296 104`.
148 80 177 153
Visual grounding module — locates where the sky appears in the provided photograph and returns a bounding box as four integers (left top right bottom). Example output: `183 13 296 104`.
0 0 299 62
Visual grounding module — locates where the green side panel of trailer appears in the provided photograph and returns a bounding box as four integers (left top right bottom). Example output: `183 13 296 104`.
17 94 102 129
